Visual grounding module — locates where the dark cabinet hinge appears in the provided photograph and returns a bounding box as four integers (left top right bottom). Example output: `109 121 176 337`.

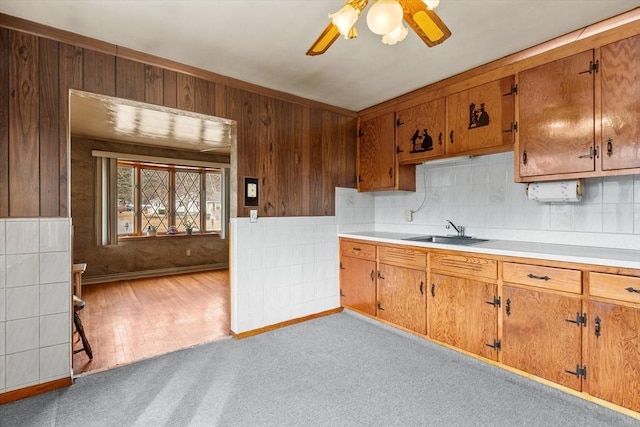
579 60 599 75
502 84 518 96
485 296 501 308
396 146 404 153
503 121 518 134
565 312 587 327
377 271 385 280
358 175 364 183
340 289 345 297
377 302 385 311
339 262 345 270
565 364 587 380
485 339 501 351
358 129 364 137
396 118 404 127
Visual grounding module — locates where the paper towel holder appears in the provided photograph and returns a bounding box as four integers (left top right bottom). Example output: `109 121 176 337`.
525 179 583 203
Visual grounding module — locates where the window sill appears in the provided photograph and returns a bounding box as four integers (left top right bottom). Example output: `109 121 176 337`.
118 232 221 242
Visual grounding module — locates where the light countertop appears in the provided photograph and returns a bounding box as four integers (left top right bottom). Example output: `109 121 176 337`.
338 231 640 270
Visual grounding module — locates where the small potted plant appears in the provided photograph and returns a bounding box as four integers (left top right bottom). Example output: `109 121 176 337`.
145 225 157 236
185 222 194 235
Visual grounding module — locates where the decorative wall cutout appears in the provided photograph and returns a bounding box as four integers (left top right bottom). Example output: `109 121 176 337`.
468 102 490 129
410 128 434 153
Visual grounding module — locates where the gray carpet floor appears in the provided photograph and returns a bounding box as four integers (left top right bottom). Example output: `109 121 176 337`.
1 311 639 427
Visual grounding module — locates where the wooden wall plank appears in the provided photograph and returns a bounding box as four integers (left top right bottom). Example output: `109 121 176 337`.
0 28 9 216
9 31 40 216
258 95 276 217
163 69 177 108
231 88 259 217
286 103 303 216
195 77 216 115
321 111 334 216
274 99 291 216
116 57 145 101
308 109 323 216
83 49 115 96
144 64 163 105
299 108 311 215
58 43 83 217
176 72 195 111
38 37 60 217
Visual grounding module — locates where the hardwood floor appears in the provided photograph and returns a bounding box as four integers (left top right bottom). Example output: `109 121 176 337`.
72 270 230 375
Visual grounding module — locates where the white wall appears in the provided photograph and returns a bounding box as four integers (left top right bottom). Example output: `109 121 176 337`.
0 218 72 394
337 152 640 251
230 216 339 334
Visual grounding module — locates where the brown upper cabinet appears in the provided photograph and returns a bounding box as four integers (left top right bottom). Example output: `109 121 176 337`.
600 33 640 172
357 113 415 192
517 34 640 181
396 97 446 163
395 76 515 166
446 76 516 156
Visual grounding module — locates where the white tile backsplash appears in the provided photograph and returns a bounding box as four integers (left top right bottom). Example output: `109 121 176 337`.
6 285 40 320
1 218 72 396
39 343 70 382
5 349 39 390
335 152 639 250
6 254 39 287
39 313 70 347
230 216 339 334
6 317 39 354
5 219 39 255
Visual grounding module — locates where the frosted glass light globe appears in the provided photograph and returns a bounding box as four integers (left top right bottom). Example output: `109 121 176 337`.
367 0 403 35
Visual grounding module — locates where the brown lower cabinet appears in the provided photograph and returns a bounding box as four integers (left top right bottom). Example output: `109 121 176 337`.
340 255 376 316
338 237 640 416
501 285 583 391
377 263 427 334
429 273 499 361
587 301 640 413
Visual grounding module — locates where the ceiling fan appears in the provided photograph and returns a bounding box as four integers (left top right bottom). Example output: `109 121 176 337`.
306 0 451 56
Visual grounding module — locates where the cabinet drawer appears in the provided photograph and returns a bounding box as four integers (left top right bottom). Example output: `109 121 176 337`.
340 240 376 260
590 272 640 304
430 252 497 280
503 262 581 294
378 245 426 269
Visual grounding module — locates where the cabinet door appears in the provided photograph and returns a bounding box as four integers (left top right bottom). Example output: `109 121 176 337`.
429 274 499 360
377 264 426 334
601 34 640 171
588 300 640 413
446 76 515 155
518 50 595 177
502 286 583 390
357 113 396 191
340 256 376 316
396 98 446 163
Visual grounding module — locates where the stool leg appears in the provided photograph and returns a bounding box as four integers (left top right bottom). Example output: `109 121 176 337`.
73 311 93 360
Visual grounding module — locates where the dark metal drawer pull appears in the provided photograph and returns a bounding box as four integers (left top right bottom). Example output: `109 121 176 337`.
625 287 640 294
527 273 550 281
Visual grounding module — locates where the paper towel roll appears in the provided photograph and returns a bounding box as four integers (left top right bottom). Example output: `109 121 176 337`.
526 179 582 203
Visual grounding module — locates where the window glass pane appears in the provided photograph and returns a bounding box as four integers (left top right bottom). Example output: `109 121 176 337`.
206 171 222 232
117 165 135 235
175 170 202 231
141 168 170 233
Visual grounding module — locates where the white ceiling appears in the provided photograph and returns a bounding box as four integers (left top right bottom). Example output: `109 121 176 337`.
2 1 639 112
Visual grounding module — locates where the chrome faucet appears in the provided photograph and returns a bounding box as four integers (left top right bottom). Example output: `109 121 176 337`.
446 220 465 237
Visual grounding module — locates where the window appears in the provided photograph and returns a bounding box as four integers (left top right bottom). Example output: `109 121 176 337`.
93 150 229 245
116 161 223 237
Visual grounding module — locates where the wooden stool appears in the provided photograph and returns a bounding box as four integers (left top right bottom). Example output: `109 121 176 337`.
73 295 93 360
72 263 87 298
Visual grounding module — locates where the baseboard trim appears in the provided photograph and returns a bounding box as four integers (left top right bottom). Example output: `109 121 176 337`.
0 377 72 405
230 307 344 339
83 263 228 285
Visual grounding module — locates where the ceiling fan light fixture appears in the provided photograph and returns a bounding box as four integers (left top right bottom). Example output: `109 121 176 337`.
367 0 404 35
424 0 440 10
382 23 408 45
329 4 360 36
413 10 445 41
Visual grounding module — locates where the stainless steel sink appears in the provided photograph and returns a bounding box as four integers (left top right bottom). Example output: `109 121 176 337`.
402 235 488 245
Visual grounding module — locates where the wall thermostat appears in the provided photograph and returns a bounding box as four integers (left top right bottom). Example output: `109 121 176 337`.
244 177 258 207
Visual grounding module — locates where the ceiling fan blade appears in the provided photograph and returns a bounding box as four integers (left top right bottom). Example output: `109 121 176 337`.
306 22 341 56
401 0 451 47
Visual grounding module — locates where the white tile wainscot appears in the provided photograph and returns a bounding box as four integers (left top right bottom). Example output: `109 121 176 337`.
0 218 72 394
230 216 339 334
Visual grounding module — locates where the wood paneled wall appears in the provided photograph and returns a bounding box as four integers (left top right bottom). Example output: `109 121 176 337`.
0 17 357 218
